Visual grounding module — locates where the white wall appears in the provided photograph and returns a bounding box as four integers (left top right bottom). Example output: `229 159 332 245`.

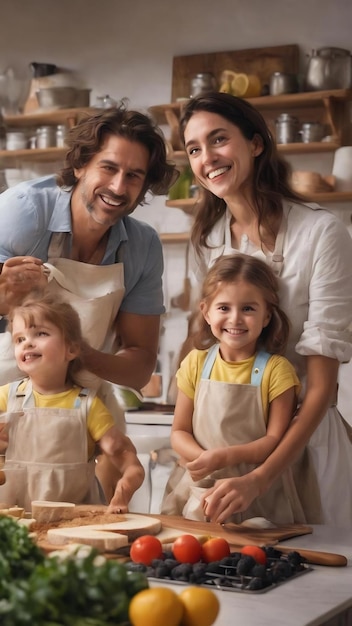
1 0 351 110
0 0 351 402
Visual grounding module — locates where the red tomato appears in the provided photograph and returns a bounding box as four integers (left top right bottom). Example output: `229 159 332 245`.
172 534 203 564
241 545 267 565
130 535 163 565
201 537 231 563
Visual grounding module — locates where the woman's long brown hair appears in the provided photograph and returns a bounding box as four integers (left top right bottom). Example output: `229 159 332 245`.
179 93 306 256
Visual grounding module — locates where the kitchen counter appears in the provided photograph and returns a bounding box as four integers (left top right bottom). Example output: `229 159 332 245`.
151 524 352 626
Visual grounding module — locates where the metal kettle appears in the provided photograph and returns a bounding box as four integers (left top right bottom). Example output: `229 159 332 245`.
305 47 352 91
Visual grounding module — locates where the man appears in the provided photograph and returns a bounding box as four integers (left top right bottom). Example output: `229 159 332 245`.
0 102 177 500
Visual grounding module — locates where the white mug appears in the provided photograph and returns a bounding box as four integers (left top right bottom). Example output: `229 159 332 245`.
332 147 352 191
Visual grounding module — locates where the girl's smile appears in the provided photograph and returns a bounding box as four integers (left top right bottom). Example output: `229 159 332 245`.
201 279 271 362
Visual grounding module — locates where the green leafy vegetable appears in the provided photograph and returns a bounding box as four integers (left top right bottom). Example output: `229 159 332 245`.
0 516 148 625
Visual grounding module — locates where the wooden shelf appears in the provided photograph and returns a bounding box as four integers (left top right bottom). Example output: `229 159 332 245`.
149 89 352 153
277 141 340 154
0 107 99 166
0 147 67 165
166 193 352 213
168 142 340 163
308 191 352 203
166 198 200 215
149 89 352 123
3 108 96 128
159 232 189 244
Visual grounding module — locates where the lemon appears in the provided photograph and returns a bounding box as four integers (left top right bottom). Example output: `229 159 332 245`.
231 73 261 98
129 586 184 626
231 73 249 97
179 586 220 626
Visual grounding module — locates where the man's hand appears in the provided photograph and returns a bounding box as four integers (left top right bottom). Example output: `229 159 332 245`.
1 257 48 309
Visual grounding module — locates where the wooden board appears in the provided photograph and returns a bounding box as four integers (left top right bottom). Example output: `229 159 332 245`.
171 44 299 101
35 512 347 566
156 515 312 549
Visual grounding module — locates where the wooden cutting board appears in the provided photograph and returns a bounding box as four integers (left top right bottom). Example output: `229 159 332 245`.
34 510 347 567
155 514 313 549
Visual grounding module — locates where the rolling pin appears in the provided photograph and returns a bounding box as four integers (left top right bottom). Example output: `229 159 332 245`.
277 545 347 567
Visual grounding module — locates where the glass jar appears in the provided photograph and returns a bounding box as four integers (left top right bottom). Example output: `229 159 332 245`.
190 73 217 98
36 126 55 149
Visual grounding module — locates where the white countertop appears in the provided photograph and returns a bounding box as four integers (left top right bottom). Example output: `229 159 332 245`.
152 525 352 626
124 410 174 426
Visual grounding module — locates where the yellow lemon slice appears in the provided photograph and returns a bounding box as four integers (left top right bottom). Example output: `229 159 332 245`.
231 73 249 97
231 73 261 98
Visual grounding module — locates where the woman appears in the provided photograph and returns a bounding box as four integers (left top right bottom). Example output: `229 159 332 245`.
179 92 352 527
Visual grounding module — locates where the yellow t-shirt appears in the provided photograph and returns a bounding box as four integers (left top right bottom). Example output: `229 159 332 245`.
176 349 301 424
0 381 115 458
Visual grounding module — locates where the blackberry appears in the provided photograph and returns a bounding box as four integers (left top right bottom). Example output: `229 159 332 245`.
251 563 267 579
286 550 306 568
171 562 193 581
125 561 147 573
247 576 265 591
154 563 171 578
163 558 179 573
236 555 256 575
271 560 293 581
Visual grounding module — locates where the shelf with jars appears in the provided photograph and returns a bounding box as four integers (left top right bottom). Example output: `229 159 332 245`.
149 89 352 150
150 88 352 205
0 108 96 166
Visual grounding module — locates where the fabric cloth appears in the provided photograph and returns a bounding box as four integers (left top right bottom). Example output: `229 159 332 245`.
0 175 165 316
176 348 301 422
189 200 352 527
0 380 107 509
162 346 320 524
0 380 115 459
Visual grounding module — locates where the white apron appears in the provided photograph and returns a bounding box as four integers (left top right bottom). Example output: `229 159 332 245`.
0 380 101 510
161 345 322 524
203 207 352 527
0 233 126 430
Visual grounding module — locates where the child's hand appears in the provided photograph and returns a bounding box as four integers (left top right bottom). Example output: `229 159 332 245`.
186 448 225 480
107 483 130 514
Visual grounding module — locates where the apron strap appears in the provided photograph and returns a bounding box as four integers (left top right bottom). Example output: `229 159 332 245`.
201 344 219 379
8 378 95 418
201 344 271 386
250 351 272 386
48 232 71 259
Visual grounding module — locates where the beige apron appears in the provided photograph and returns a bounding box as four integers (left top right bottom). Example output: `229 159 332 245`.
0 233 126 430
162 345 322 524
0 380 102 510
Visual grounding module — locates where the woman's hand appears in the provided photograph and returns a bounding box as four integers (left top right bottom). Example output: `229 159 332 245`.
201 473 261 523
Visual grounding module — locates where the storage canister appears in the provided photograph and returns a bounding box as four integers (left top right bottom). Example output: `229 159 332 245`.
36 125 56 149
299 122 325 143
6 131 27 150
190 73 217 97
275 113 299 144
55 124 67 147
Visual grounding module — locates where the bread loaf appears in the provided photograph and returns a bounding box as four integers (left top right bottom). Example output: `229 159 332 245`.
31 501 76 523
47 526 129 551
